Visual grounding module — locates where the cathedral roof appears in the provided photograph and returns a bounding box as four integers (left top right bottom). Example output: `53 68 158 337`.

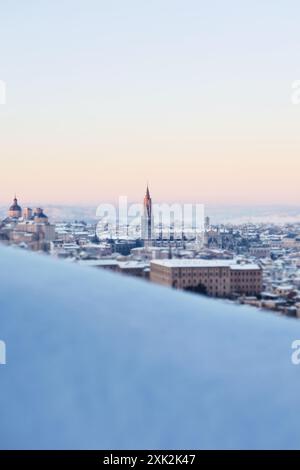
9 198 22 212
34 212 48 219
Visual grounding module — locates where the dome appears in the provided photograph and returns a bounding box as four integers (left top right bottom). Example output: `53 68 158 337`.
9 198 22 212
33 208 48 221
9 203 22 211
34 208 46 216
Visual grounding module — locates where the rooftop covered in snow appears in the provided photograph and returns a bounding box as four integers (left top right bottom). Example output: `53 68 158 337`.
0 246 299 449
151 259 261 270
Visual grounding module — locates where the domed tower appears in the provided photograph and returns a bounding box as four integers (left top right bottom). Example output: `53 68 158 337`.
8 196 22 219
33 208 48 224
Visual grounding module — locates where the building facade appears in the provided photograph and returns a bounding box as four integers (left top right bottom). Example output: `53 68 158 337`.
150 259 262 297
2 196 55 251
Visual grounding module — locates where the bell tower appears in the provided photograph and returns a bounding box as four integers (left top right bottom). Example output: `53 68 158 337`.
141 184 154 245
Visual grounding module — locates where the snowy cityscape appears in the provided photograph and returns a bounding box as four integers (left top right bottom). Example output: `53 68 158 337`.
1 190 300 318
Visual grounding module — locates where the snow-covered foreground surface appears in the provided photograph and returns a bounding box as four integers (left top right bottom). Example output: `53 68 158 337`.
0 247 300 449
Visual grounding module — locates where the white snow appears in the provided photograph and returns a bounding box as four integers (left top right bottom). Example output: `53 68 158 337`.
151 259 260 270
0 246 300 449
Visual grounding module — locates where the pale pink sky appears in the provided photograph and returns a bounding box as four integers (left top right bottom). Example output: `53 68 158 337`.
0 1 300 206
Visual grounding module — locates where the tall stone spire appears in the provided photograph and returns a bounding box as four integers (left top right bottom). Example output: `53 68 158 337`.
141 184 153 245
144 184 152 218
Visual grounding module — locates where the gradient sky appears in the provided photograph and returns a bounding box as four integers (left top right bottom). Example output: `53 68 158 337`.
0 0 300 205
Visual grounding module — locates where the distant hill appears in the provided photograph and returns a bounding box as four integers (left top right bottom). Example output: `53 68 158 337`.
1 203 300 224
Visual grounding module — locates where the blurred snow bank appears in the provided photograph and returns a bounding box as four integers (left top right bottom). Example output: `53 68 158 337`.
0 246 299 449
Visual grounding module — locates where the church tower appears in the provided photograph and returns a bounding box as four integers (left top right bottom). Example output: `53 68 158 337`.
141 185 154 245
8 196 22 219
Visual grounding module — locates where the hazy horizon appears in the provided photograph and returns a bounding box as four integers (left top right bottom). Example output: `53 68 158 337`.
1 201 300 225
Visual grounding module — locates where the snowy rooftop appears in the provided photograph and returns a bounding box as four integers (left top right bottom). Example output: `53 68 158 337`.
151 259 261 270
77 259 119 267
230 264 261 271
0 246 300 449
118 261 149 269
